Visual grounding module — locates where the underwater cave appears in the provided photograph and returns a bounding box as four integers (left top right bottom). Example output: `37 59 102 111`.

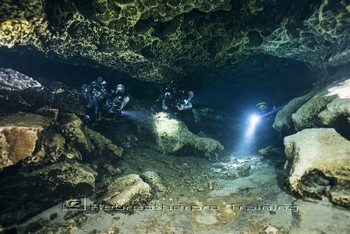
0 0 350 233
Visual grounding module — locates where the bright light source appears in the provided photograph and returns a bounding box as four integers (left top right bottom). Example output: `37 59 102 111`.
245 114 261 138
249 114 261 125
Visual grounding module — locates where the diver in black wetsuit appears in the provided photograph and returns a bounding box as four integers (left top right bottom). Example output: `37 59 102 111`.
157 81 194 112
81 76 109 122
106 84 130 116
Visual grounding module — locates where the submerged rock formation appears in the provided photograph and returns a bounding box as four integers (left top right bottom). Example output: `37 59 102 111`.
142 170 166 193
152 112 224 160
102 174 151 208
0 68 42 91
0 69 126 227
0 112 51 169
284 128 350 206
1 0 349 82
274 78 350 135
0 161 96 226
0 111 123 170
0 68 85 115
274 77 350 207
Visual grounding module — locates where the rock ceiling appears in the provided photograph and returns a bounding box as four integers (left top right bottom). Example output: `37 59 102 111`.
0 0 349 82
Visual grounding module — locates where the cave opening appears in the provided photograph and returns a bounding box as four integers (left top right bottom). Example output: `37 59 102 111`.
0 46 318 115
0 46 320 156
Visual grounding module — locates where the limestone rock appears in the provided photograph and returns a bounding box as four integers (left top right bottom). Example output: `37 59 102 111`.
1 0 349 81
258 145 283 157
318 79 350 126
274 78 350 133
284 128 350 206
142 171 166 192
195 209 218 225
21 80 86 116
292 94 335 131
35 107 59 120
273 92 315 133
0 112 51 169
0 69 85 115
264 226 279 234
0 111 122 170
102 174 151 207
330 190 350 208
60 113 123 159
27 132 76 165
0 112 84 168
0 68 42 91
152 112 224 160
0 161 96 226
85 127 123 158
0 90 32 113
60 113 92 154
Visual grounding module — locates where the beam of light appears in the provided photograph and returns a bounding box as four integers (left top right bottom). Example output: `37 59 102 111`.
245 114 261 138
231 113 261 156
231 105 286 156
121 110 153 124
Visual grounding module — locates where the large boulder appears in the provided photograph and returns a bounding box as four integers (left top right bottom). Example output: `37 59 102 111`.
0 68 42 91
142 171 166 193
284 128 350 207
102 174 151 208
318 79 350 126
0 111 123 171
0 161 96 226
60 113 123 159
0 68 85 115
273 92 315 134
0 112 52 169
274 78 350 134
274 77 350 208
151 112 224 160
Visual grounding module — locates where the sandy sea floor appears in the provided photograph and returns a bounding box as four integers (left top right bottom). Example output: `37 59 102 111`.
14 147 350 233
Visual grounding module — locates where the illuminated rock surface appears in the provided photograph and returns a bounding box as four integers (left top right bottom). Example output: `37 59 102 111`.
284 128 350 207
274 77 350 208
0 68 42 91
152 112 224 160
0 111 123 170
274 78 350 135
102 174 151 207
0 113 51 169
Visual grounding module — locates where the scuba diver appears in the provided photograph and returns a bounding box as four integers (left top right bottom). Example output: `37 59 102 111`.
176 90 194 111
157 81 194 112
256 101 277 121
81 76 110 122
106 84 130 116
157 80 177 111
256 102 268 114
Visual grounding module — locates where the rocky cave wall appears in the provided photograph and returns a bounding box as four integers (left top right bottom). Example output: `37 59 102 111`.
0 0 349 83
273 76 350 208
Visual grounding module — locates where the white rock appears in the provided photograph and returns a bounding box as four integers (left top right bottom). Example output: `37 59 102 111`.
0 68 42 91
284 128 350 206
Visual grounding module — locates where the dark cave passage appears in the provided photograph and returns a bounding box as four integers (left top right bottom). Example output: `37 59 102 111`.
0 47 318 116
